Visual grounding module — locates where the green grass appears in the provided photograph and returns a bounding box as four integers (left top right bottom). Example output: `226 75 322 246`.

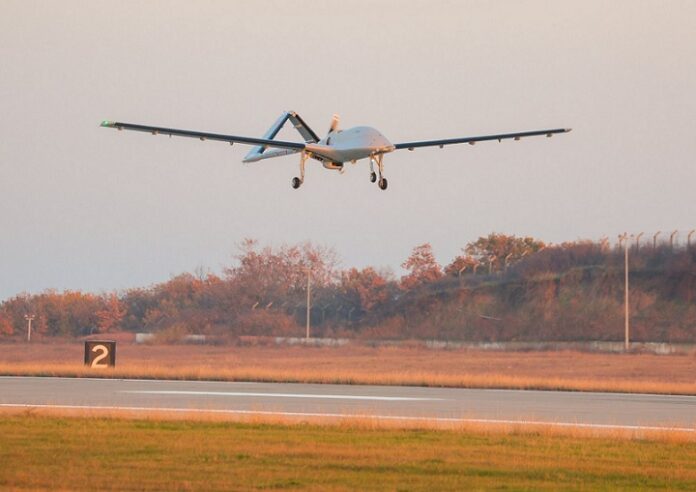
1 415 695 490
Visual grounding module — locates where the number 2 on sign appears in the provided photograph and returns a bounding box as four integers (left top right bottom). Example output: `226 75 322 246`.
91 344 109 368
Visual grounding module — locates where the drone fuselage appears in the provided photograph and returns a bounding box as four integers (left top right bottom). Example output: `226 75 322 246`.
306 126 395 166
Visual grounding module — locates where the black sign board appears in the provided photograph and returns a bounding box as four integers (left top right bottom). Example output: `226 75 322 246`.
84 340 116 368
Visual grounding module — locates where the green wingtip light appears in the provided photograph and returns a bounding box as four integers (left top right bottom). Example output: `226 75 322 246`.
100 120 113 127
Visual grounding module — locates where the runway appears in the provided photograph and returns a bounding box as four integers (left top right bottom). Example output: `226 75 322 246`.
1 376 694 431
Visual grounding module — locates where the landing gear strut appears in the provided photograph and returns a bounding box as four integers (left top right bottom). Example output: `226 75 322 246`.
292 151 308 189
370 154 387 191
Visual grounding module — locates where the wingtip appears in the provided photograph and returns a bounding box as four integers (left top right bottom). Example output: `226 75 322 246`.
100 120 114 128
565 128 572 133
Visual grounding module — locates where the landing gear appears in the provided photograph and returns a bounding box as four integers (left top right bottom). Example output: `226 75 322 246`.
369 159 377 182
292 151 308 189
370 154 388 191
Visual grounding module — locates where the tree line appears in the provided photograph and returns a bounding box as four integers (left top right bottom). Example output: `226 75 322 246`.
1 234 694 342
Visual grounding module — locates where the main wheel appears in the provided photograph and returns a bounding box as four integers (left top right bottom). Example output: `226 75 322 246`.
370 172 377 183
291 177 302 189
378 177 388 190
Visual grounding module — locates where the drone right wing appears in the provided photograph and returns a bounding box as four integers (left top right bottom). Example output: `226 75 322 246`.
394 128 571 151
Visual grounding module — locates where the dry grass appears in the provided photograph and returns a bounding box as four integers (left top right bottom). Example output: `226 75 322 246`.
2 342 695 395
1 405 693 444
4 361 696 396
1 413 695 491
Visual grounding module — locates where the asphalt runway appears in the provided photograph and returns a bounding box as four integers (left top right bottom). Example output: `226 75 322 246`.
1 376 694 431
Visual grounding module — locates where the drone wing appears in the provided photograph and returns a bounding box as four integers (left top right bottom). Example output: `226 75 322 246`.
394 128 571 151
100 120 306 151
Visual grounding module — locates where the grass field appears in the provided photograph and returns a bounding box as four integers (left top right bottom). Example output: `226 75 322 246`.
1 414 695 491
1 341 695 395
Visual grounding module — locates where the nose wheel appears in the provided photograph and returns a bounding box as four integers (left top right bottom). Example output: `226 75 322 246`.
370 172 377 183
291 177 302 189
378 177 388 190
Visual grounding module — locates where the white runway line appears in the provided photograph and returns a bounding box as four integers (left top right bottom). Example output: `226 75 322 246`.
120 390 444 401
1 403 694 433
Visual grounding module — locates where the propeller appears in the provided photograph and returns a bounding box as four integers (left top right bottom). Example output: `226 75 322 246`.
327 114 339 135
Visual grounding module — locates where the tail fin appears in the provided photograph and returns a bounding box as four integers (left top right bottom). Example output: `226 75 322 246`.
243 111 319 163
288 112 320 144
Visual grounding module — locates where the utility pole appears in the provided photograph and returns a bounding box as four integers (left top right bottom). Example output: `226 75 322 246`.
619 233 630 351
24 314 35 342
305 268 311 340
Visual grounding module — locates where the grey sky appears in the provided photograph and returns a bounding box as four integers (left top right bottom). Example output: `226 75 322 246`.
1 0 695 300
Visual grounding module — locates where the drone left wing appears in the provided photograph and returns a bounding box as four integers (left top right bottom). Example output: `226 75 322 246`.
394 128 571 151
100 120 306 151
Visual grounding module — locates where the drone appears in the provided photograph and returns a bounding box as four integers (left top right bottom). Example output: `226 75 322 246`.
101 111 570 190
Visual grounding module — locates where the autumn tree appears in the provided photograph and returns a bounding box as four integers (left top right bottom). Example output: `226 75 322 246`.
0 290 102 336
444 254 480 277
32 290 101 336
225 239 339 309
0 315 13 336
339 267 391 320
96 294 126 333
464 233 546 273
400 243 443 290
138 273 221 333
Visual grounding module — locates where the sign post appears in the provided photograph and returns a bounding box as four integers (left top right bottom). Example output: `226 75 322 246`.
84 340 116 368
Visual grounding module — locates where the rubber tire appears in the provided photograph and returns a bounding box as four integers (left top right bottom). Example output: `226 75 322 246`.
378 177 388 190
370 172 377 183
291 177 302 189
